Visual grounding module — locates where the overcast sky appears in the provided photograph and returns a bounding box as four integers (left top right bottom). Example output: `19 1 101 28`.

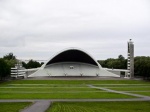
0 0 150 61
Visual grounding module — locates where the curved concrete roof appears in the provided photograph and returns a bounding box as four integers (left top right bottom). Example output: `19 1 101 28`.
28 48 119 77
42 48 102 68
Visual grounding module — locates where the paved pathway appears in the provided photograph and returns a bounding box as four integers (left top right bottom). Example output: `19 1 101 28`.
20 101 51 112
0 84 150 112
0 98 150 103
0 91 109 93
88 85 150 99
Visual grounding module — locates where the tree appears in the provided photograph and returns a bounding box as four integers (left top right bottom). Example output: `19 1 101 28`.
22 62 27 69
41 62 44 66
4 59 17 68
134 56 150 80
3 53 17 67
99 55 150 80
0 58 10 80
3 53 16 60
98 55 126 69
118 55 125 61
22 60 41 69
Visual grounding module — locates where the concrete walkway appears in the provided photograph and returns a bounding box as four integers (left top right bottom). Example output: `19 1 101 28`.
20 101 51 112
0 98 150 103
0 84 150 112
0 98 150 112
88 85 150 99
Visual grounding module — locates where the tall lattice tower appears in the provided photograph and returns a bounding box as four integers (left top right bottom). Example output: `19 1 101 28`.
127 39 134 78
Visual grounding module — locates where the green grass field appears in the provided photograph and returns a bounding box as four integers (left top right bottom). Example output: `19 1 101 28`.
105 87 150 91
1 80 146 99
0 102 32 112
46 101 150 112
94 82 150 98
0 79 150 112
130 92 150 96
1 80 150 85
0 92 135 99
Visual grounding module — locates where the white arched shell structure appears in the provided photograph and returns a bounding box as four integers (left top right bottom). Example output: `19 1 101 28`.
28 48 119 77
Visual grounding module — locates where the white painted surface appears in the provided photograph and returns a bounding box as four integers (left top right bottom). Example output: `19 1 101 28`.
28 48 119 77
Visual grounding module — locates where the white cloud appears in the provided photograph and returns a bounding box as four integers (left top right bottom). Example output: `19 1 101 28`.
0 0 150 60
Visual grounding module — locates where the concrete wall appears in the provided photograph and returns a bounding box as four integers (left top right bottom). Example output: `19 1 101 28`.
45 62 100 76
107 68 129 77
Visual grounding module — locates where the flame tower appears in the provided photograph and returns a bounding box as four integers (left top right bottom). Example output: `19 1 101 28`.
126 39 134 78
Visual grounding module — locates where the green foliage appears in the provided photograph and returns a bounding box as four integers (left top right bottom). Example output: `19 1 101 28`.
41 62 44 66
134 56 150 79
22 59 41 69
0 53 18 80
0 58 10 80
22 61 27 68
98 55 127 69
98 55 150 79
3 53 17 67
4 59 17 68
3 53 16 60
118 55 125 60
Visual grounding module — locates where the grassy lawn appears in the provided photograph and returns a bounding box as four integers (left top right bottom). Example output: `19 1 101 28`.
94 83 150 91
93 84 150 87
0 80 141 99
0 102 32 112
6 84 87 87
102 87 150 91
130 92 150 96
46 101 150 112
0 92 135 99
0 87 97 92
0 80 150 112
1 80 149 85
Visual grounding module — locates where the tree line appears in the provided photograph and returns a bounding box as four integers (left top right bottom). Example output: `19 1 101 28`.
134 56 150 79
98 55 127 69
0 53 43 80
22 60 44 69
98 55 150 80
0 53 16 80
0 53 150 80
